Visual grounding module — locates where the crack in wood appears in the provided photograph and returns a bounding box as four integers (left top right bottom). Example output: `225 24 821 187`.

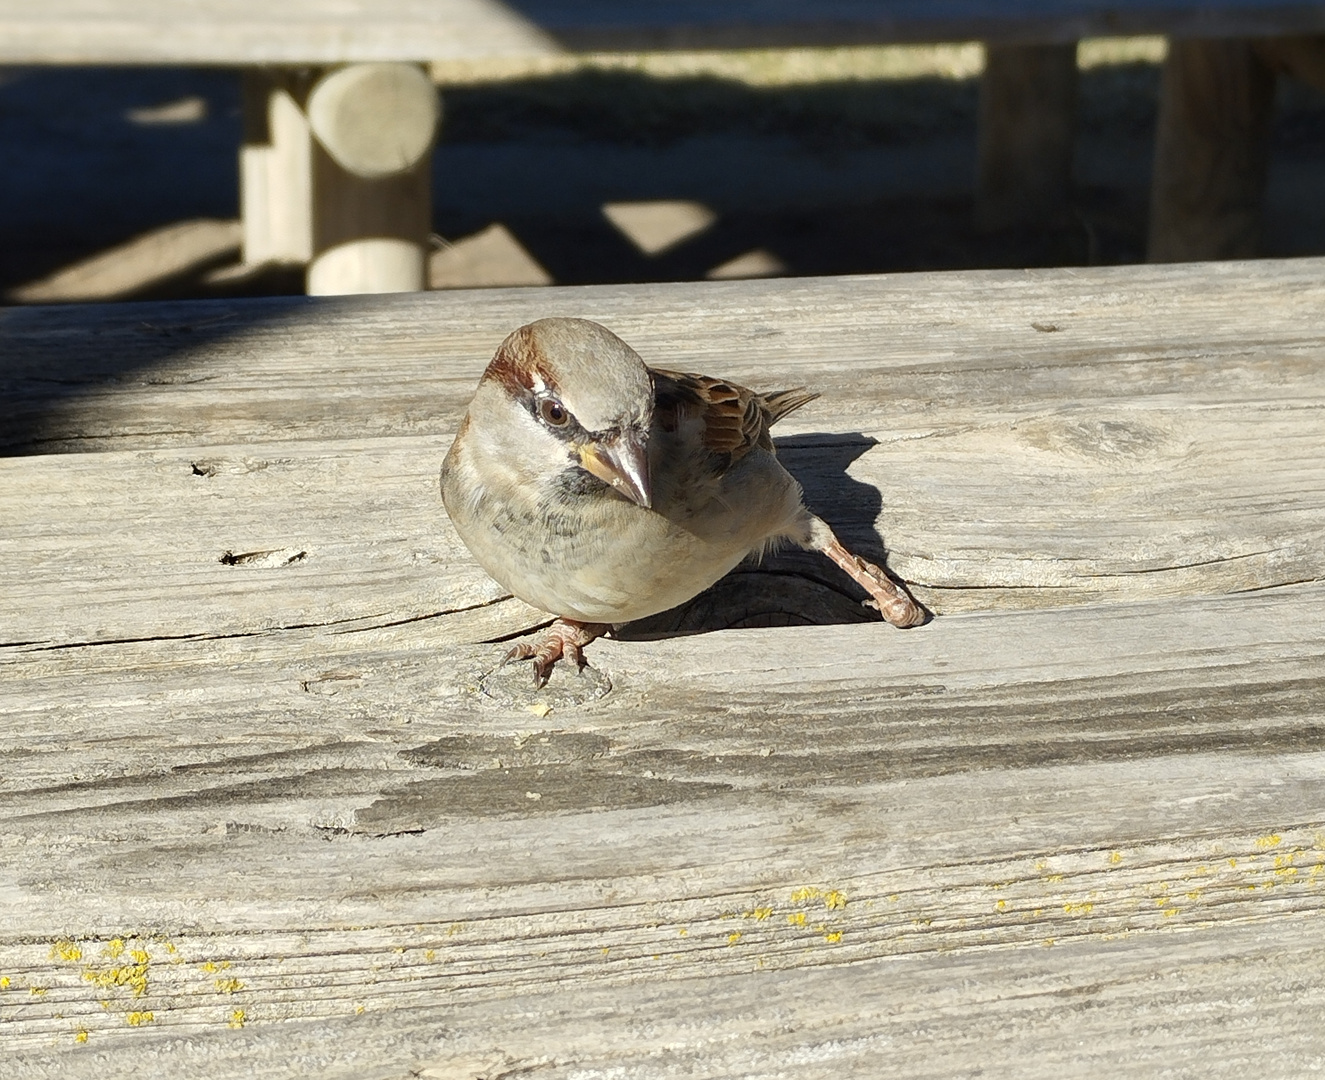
20 611 391 651
335 594 518 634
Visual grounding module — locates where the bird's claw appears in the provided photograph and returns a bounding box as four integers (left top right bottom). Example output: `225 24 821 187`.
503 619 607 687
862 594 926 628
819 536 927 628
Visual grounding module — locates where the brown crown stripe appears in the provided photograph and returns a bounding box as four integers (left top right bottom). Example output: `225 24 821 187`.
484 325 557 399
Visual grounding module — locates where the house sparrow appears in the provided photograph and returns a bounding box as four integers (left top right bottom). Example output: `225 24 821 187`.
441 317 925 685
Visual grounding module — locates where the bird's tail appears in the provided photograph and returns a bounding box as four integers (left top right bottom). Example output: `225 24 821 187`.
762 387 820 426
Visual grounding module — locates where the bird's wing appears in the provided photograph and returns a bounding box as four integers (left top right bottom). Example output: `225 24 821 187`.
650 368 819 464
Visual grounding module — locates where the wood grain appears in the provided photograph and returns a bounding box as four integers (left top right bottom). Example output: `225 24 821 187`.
2 261 1324 1074
3 590 1325 1070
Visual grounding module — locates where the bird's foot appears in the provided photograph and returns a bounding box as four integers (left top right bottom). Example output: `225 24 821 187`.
820 538 927 628
504 619 609 688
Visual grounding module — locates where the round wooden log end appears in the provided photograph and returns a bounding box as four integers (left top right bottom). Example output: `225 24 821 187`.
308 63 440 179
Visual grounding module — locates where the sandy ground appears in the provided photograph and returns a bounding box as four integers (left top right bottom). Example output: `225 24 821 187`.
2 42 1324 302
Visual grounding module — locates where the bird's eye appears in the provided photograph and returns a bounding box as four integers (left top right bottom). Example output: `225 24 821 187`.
539 398 570 427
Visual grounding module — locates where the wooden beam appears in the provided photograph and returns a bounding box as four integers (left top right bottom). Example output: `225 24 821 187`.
3 1 1325 63
977 42 1078 230
1147 37 1277 262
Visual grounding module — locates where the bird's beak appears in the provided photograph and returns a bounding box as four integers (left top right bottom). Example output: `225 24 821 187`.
579 430 653 509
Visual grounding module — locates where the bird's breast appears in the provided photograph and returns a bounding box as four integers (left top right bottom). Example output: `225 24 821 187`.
443 444 804 624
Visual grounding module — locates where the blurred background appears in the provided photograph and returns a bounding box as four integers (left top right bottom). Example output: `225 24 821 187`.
4 38 1325 304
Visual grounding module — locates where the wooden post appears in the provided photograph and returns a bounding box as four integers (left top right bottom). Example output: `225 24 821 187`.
240 69 314 266
305 63 440 295
240 64 439 294
1254 35 1325 90
1147 39 1277 263
976 43 1078 231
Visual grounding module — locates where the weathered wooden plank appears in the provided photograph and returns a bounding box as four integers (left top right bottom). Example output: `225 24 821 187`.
3 262 1323 646
0 0 561 64
1 394 1322 647
3 0 1325 63
9 920 1325 1078
6 259 1325 456
2 588 1324 1065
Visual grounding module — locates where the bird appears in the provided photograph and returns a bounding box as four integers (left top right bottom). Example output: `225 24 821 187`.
441 317 925 685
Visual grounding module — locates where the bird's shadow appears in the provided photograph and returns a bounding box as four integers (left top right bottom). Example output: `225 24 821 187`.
617 432 913 639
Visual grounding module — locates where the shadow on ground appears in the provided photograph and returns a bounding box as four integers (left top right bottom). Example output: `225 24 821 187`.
618 433 899 636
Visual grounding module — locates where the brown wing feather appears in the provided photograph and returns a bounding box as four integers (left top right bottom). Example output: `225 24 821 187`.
651 367 819 464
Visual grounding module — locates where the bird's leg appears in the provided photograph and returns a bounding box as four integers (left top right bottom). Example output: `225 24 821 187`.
504 619 609 687
803 515 926 628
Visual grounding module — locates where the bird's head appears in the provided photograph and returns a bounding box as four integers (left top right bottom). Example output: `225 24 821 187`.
469 317 654 508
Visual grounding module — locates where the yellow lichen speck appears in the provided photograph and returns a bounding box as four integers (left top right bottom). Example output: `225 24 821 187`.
126 1011 154 1027
229 1009 246 1029
74 1030 89 1044
823 931 843 944
787 912 807 927
727 932 742 946
0 976 10 989
214 977 245 994
743 907 774 921
1108 851 1123 865
1256 834 1283 850
105 939 126 959
824 890 847 911
82 958 149 998
51 940 83 962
